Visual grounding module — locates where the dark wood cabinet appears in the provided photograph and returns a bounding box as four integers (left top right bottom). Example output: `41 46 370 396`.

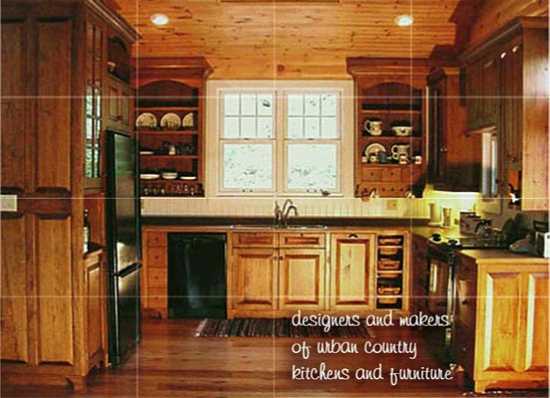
347 58 429 198
462 17 548 210
133 57 212 197
428 67 481 191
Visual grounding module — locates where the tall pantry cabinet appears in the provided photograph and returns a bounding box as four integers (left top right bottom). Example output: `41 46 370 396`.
0 0 137 390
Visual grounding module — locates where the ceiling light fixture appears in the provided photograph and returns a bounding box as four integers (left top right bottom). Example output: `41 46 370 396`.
151 13 169 26
394 14 414 27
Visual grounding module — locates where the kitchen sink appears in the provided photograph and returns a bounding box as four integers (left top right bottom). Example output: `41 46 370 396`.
285 224 328 230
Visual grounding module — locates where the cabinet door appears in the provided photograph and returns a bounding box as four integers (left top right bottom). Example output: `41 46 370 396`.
329 233 375 310
500 43 523 170
120 85 131 131
475 266 549 381
465 61 482 130
85 254 106 361
480 55 499 127
106 78 121 128
279 249 325 311
428 79 446 182
232 248 277 311
411 235 428 314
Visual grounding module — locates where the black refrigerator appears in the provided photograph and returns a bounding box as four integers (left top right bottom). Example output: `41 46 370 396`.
106 131 141 366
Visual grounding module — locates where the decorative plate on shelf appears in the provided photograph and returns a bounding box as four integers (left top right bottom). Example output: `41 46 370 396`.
181 112 195 129
160 113 181 130
140 173 160 180
139 150 154 155
136 113 158 129
363 143 386 157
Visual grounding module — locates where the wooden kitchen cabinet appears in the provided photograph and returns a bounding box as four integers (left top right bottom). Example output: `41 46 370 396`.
462 17 548 210
454 253 549 393
329 233 375 311
141 230 168 317
411 234 429 314
347 58 429 198
279 249 326 311
0 0 136 390
428 67 480 191
106 75 132 133
231 248 278 312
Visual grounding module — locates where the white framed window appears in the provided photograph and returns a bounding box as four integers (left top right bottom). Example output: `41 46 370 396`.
207 81 353 197
219 90 276 193
283 91 341 193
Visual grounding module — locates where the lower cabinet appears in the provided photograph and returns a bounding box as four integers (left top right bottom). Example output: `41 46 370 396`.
279 249 326 311
329 233 375 311
233 248 278 312
455 254 549 393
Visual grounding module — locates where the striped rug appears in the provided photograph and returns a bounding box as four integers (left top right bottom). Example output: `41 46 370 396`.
194 318 375 338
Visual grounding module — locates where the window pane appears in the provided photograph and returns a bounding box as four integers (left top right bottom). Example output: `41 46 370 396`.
224 94 240 115
287 144 337 190
257 117 273 138
305 94 320 116
241 117 256 138
224 116 240 138
321 93 337 116
258 94 273 116
321 116 338 138
241 94 256 116
288 94 303 116
223 144 273 190
304 117 320 139
288 117 303 139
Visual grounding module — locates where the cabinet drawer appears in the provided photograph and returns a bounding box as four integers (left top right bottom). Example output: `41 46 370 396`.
233 232 276 247
377 184 408 197
279 233 325 248
148 268 167 288
385 168 401 182
147 287 167 309
146 231 167 247
362 168 383 182
146 247 167 268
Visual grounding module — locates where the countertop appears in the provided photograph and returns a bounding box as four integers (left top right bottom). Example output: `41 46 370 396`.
459 249 549 265
142 216 430 229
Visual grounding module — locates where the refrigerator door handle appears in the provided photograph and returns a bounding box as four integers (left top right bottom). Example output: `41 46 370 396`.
115 262 142 278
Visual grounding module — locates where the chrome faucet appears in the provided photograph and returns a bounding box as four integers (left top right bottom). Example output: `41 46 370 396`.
274 199 299 227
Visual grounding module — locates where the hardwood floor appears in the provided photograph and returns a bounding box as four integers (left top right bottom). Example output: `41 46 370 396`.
1 319 544 398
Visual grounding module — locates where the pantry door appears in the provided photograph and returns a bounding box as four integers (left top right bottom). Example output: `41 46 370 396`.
1 16 82 366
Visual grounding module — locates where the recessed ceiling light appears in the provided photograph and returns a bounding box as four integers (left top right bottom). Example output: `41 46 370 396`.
151 13 169 26
394 14 414 27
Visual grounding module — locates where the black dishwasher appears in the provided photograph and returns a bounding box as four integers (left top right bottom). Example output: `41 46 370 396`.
167 233 227 318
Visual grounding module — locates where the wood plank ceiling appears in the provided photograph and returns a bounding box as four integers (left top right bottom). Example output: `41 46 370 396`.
114 0 462 79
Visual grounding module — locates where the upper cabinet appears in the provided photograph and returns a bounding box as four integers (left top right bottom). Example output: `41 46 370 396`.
84 10 136 190
347 58 430 198
427 67 481 191
132 57 212 197
461 17 548 210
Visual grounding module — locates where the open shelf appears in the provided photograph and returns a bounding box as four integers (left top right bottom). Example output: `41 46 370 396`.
134 58 212 198
375 234 406 311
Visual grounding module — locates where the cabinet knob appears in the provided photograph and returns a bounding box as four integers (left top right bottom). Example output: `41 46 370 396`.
440 146 448 153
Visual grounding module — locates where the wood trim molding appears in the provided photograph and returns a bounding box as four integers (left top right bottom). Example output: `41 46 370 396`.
460 16 548 62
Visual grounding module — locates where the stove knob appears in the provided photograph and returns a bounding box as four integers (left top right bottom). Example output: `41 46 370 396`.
448 239 459 247
432 233 442 242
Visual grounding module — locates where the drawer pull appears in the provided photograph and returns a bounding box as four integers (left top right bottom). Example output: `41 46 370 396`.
348 233 358 239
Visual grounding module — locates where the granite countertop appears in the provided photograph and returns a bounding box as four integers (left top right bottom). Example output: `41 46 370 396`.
141 216 430 229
